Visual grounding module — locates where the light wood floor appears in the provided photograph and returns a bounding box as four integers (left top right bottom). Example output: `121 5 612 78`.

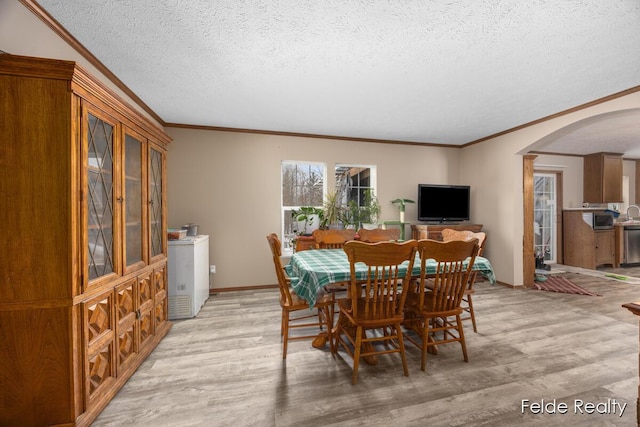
92 269 640 426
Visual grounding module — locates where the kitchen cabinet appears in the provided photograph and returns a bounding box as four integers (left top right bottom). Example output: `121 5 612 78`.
595 229 615 267
0 53 171 426
583 152 623 203
562 210 615 269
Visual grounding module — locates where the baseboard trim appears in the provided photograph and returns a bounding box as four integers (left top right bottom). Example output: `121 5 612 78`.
496 280 521 289
210 284 278 294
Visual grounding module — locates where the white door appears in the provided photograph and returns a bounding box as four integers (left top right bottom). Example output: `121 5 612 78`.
534 173 558 264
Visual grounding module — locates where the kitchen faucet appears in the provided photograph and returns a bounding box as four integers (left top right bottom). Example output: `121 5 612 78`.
627 205 640 221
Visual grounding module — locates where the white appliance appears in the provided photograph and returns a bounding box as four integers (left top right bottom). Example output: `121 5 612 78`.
168 234 210 319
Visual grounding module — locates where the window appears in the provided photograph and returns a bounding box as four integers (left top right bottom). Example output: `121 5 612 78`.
335 165 376 206
533 172 558 264
335 164 377 225
280 162 376 252
281 161 326 252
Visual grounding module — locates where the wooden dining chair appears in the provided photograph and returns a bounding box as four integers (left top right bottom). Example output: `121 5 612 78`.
266 233 335 359
357 228 401 243
312 228 356 249
441 229 487 332
332 240 418 384
403 239 479 371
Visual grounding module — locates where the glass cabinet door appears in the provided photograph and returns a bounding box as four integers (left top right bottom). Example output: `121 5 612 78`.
149 146 164 260
87 111 116 281
124 131 145 270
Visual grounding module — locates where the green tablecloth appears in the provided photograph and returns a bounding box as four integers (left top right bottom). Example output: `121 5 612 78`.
286 249 496 308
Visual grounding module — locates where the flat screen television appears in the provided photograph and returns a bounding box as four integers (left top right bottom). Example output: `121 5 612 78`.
418 184 470 222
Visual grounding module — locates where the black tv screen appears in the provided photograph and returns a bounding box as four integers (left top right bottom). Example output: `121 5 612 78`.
418 184 470 222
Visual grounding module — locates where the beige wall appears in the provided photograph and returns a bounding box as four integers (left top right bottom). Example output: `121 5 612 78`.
533 154 584 208
165 128 463 288
459 136 523 284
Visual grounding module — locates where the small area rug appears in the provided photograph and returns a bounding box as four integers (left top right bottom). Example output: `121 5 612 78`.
533 275 601 296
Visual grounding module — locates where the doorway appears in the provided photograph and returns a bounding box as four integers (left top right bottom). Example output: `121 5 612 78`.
533 172 561 264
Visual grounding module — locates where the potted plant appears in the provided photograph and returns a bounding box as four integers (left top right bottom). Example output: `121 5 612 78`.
361 189 381 229
391 198 415 223
344 200 361 229
290 206 324 235
322 190 345 229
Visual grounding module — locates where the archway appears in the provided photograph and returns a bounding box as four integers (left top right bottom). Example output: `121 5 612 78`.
522 108 640 286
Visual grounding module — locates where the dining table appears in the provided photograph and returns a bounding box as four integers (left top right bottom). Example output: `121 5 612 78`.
285 248 496 309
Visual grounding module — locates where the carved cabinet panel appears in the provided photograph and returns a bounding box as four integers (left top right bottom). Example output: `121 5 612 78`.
154 266 169 330
138 271 155 351
84 290 116 403
116 278 137 373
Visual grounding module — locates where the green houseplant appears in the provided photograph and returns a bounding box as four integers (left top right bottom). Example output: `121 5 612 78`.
344 200 361 229
361 189 381 229
290 206 324 235
322 190 345 229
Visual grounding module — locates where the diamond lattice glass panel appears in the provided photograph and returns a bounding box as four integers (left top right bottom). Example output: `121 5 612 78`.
125 134 143 266
87 114 115 280
150 148 163 257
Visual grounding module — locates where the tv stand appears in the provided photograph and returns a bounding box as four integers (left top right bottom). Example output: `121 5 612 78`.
411 223 483 241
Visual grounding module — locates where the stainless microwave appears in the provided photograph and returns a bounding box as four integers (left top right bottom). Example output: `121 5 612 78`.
592 212 614 230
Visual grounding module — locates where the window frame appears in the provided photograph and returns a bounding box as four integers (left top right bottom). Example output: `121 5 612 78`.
281 160 327 254
335 163 377 208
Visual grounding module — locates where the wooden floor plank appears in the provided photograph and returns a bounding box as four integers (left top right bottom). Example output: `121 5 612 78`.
92 268 640 426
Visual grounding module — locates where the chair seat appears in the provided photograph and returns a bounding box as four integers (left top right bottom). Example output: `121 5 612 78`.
404 291 463 319
285 289 333 309
337 298 404 328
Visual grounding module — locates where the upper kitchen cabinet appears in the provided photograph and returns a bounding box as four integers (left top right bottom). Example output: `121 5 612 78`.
0 53 171 426
583 152 623 203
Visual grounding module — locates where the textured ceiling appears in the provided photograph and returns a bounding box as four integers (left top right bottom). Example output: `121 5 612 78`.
34 0 640 154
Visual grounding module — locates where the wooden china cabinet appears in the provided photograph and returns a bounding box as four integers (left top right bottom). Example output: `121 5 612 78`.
0 54 172 426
